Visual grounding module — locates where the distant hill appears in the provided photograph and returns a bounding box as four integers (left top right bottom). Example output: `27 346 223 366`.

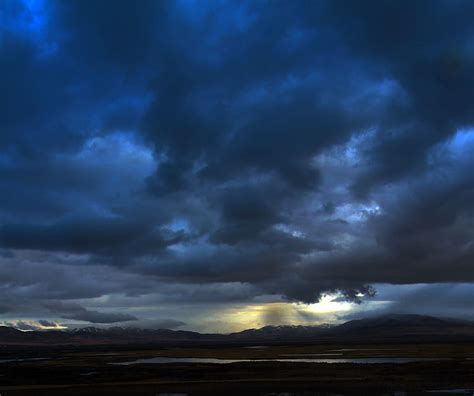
325 314 474 342
2 314 474 346
228 324 333 341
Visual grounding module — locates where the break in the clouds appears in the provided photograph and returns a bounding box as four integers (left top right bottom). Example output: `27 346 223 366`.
1 0 474 331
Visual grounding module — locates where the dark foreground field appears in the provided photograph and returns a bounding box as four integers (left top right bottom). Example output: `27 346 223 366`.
1 343 474 395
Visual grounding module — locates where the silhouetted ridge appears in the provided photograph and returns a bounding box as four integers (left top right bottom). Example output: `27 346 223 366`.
1 314 474 346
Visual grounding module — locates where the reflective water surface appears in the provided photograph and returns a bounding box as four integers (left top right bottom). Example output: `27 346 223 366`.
114 356 446 365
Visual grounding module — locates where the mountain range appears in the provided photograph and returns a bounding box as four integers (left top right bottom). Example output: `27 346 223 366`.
2 314 474 346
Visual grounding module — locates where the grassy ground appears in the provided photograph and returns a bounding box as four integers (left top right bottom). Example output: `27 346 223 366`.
1 343 474 395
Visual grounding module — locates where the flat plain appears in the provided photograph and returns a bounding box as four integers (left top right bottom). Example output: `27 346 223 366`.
1 343 474 395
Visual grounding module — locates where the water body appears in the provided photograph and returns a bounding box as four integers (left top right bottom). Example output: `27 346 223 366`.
279 353 343 357
331 348 397 352
114 356 445 365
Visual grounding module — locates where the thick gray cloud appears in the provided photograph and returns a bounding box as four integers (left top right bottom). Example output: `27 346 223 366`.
37 320 62 328
1 0 474 327
41 301 137 324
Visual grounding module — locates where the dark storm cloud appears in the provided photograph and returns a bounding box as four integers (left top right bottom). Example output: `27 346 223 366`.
50 0 162 68
2 0 474 324
209 185 282 244
43 301 137 324
0 216 185 255
332 0 474 196
296 142 474 295
64 311 137 324
37 320 61 327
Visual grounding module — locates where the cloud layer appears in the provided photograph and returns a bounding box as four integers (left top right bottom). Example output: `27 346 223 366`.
1 0 474 329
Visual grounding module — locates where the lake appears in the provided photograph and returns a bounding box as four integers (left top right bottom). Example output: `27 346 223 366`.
114 356 446 365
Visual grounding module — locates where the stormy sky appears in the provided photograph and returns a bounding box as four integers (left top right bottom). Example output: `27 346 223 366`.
2 0 474 332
